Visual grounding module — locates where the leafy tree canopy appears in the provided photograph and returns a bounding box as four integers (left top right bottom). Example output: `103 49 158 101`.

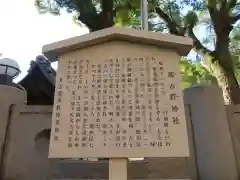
180 58 218 88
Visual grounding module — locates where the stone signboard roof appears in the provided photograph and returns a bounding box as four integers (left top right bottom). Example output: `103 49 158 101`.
42 27 192 62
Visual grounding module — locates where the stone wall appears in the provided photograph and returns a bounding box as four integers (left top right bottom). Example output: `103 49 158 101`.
2 105 197 180
3 106 52 180
1 84 240 180
0 85 26 180
226 105 240 176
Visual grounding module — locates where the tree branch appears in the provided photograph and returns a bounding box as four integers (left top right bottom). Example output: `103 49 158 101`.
187 28 213 54
76 0 113 31
76 1 103 31
101 0 114 28
155 5 213 56
208 0 233 55
78 11 102 32
208 6 225 37
155 7 185 36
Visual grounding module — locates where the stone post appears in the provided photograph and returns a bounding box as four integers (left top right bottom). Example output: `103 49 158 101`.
0 85 25 178
184 84 238 179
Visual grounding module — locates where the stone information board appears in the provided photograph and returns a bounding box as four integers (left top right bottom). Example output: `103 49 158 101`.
49 55 189 158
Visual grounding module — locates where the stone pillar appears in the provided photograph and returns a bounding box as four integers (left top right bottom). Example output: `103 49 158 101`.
0 85 25 178
184 84 238 180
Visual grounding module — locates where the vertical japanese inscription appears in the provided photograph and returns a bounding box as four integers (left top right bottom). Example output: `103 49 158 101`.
52 76 63 142
52 55 185 156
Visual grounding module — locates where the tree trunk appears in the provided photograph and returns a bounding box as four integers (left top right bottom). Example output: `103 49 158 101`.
212 50 240 104
101 0 114 28
77 0 114 32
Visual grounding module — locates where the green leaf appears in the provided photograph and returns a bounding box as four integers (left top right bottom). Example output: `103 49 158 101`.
199 10 206 17
184 11 198 28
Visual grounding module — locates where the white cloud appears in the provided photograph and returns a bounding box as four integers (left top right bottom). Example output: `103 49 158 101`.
0 0 88 81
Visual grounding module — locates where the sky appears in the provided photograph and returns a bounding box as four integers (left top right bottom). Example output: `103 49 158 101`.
0 0 89 82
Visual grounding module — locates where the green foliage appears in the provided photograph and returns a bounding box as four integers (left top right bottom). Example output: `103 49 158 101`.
35 0 60 15
180 58 218 88
35 0 141 30
184 11 198 28
229 22 240 82
114 5 140 26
